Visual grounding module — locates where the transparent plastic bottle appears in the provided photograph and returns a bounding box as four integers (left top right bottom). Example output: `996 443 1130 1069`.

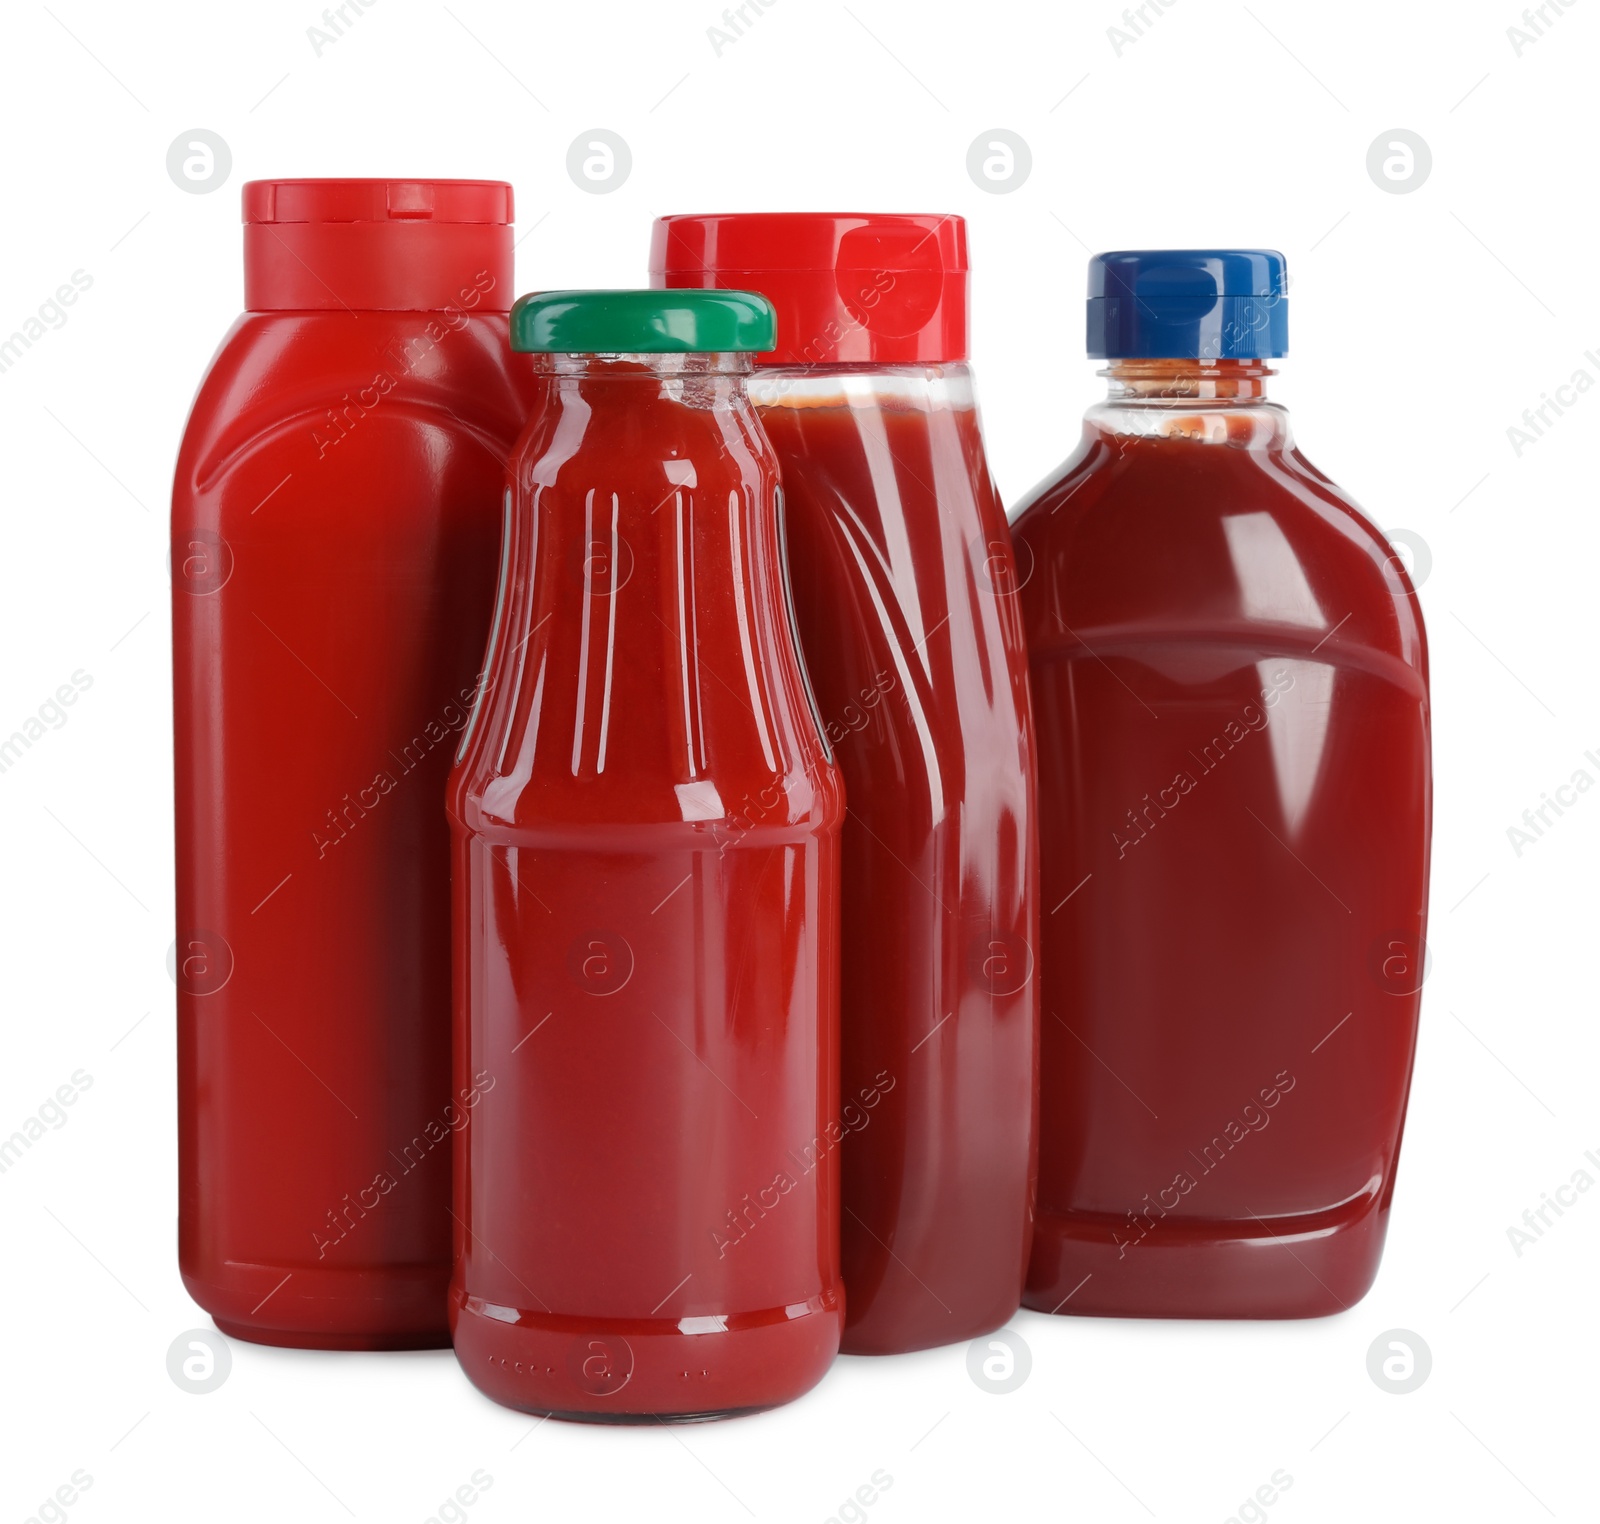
654 215 1039 1354
1014 250 1431 1318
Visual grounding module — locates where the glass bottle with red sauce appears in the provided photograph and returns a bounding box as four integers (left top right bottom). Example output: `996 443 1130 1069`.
448 291 844 1418
172 180 533 1348
1013 251 1431 1318
653 215 1039 1354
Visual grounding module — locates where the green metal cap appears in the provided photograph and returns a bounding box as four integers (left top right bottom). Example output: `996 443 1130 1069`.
510 289 777 354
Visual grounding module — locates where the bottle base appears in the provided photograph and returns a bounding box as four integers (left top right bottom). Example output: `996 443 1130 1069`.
472 1404 772 1426
840 1297 1023 1356
210 1317 451 1352
450 1285 842 1420
182 1259 451 1350
1024 1195 1390 1319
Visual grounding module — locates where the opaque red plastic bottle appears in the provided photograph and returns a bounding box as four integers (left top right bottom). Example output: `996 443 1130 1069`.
172 179 533 1348
448 290 844 1419
653 214 1039 1355
1013 251 1430 1318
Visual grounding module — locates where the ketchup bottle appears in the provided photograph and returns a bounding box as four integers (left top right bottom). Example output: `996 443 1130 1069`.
1012 251 1431 1317
448 290 845 1418
172 180 532 1348
652 214 1039 1355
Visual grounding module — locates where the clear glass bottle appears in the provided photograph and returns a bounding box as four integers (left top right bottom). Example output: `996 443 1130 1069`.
448 292 844 1418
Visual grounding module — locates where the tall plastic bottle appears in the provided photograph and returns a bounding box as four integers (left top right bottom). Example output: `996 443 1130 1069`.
1013 250 1431 1317
653 214 1039 1354
172 179 532 1348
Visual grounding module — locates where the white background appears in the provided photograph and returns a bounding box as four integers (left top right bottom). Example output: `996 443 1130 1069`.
1 1 1595 1520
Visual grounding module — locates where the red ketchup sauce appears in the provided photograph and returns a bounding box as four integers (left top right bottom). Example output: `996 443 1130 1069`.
655 214 1039 1354
448 291 844 1418
1013 250 1430 1318
172 180 532 1348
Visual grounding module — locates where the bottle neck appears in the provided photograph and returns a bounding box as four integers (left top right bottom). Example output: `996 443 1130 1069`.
1090 358 1288 448
532 351 753 382
1102 358 1273 402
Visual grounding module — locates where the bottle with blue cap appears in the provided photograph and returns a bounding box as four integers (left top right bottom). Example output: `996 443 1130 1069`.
1012 250 1432 1319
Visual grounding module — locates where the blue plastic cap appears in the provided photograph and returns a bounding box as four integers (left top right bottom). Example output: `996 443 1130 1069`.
1087 249 1288 360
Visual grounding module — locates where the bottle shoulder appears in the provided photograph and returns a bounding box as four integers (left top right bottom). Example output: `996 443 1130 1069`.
173 310 534 508
449 396 842 840
751 387 1033 791
1012 425 1427 680
450 610 846 838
